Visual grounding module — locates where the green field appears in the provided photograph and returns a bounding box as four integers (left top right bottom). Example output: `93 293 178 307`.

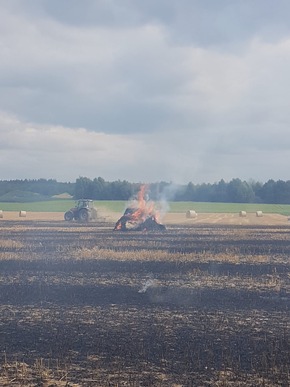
0 199 290 215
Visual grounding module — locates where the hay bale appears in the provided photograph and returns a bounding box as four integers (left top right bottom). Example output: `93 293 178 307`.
256 211 263 217
19 210 27 218
0 210 3 218
239 211 247 217
186 210 197 218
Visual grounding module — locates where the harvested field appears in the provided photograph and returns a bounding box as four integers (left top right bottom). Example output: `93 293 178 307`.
0 214 290 386
1 210 288 225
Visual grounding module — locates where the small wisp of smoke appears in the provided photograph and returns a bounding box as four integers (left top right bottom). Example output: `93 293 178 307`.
138 277 157 293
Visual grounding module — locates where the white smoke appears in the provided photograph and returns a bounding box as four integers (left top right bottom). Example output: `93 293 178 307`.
156 183 182 219
138 277 157 293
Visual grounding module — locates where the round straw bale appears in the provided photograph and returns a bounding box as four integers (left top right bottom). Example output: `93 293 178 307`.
0 210 3 218
256 211 263 217
19 210 27 218
239 211 247 217
186 210 197 218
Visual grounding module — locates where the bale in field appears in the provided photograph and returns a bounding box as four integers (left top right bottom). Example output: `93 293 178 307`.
239 211 247 217
186 210 197 218
0 210 3 218
256 211 263 217
19 210 27 218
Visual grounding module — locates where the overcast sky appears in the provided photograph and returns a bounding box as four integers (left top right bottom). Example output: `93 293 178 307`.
1 0 290 184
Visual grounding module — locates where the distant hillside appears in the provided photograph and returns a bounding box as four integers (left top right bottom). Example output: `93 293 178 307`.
0 190 51 202
0 179 75 200
51 192 73 199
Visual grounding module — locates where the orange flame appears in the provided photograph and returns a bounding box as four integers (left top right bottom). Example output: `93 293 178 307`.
130 185 158 221
114 185 160 230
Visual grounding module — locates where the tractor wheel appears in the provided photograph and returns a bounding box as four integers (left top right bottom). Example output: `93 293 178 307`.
64 211 74 221
78 208 89 222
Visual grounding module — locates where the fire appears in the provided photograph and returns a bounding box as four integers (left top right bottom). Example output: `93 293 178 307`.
114 185 165 231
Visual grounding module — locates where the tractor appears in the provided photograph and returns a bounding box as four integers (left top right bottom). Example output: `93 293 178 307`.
64 199 98 222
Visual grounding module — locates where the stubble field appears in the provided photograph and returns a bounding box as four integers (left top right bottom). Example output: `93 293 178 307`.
0 212 290 386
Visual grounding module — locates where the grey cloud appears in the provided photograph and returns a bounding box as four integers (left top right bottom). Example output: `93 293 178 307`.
5 0 290 45
0 7 205 133
1 1 290 183
41 0 174 28
19 0 290 48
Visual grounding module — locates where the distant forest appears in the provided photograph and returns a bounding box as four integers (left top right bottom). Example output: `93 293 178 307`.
1 177 290 204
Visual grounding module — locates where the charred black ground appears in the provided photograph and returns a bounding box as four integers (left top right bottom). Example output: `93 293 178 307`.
0 220 290 386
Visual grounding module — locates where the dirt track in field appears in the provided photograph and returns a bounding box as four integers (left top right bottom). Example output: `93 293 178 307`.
1 210 289 226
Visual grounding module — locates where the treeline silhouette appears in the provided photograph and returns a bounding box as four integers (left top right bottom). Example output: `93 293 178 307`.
0 177 290 204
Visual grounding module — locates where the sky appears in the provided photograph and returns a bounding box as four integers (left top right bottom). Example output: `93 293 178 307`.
1 0 290 184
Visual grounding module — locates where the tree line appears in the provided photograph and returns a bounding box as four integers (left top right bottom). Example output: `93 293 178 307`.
1 177 290 204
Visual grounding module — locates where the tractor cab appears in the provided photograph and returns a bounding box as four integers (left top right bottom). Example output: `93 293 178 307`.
77 199 92 209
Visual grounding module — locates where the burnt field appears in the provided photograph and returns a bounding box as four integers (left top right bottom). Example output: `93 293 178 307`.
0 219 290 386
